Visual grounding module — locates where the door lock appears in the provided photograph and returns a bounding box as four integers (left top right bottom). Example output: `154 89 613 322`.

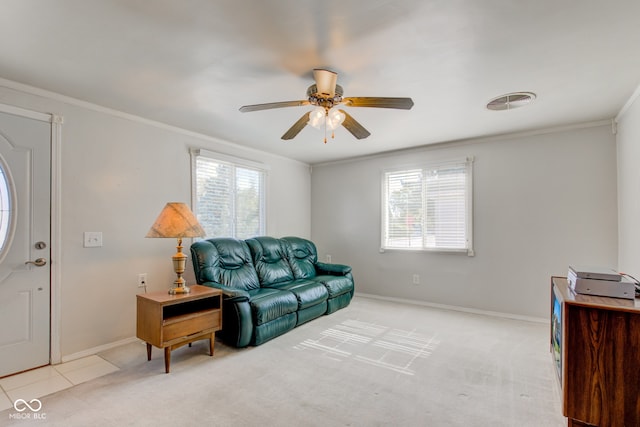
25 258 47 267
35 241 47 250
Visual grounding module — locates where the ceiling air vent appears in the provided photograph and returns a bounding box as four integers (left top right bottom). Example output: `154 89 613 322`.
487 92 536 111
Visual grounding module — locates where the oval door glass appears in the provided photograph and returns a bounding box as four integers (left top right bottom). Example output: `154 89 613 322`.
0 159 12 257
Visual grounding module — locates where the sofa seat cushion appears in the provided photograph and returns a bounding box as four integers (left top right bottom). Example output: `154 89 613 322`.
314 275 354 298
268 279 328 309
249 288 298 325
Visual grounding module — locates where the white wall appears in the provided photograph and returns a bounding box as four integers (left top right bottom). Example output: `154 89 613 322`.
0 75 624 357
311 124 618 319
0 82 311 358
617 92 640 278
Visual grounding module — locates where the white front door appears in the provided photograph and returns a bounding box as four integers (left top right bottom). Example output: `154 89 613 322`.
0 108 51 377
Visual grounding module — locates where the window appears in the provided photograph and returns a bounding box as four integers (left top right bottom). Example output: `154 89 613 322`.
191 149 267 239
0 160 12 256
381 157 474 255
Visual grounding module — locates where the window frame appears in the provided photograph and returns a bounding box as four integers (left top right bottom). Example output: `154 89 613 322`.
0 156 15 261
190 148 269 240
380 157 474 256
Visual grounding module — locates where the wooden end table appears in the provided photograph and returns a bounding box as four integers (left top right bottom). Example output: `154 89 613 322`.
136 284 222 373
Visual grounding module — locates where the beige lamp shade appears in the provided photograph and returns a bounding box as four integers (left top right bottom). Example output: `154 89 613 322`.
146 202 205 238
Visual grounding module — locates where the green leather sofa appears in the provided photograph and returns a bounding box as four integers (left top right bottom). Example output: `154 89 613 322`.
190 236 354 347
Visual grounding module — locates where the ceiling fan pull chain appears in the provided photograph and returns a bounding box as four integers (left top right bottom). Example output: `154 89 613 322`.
324 120 328 144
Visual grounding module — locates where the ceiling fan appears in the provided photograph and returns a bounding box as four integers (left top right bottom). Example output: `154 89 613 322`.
239 69 414 143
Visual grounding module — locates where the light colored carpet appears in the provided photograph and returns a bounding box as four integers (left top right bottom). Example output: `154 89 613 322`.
1 296 565 426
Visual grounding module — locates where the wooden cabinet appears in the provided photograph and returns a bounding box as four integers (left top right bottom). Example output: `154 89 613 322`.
136 284 222 373
551 276 640 426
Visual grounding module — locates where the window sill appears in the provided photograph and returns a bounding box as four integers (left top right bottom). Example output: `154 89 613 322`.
380 247 474 256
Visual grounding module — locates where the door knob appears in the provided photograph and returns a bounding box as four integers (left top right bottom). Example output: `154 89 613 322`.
25 258 47 267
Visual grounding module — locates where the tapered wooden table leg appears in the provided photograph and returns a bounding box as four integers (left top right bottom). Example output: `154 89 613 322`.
146 343 152 361
164 347 171 373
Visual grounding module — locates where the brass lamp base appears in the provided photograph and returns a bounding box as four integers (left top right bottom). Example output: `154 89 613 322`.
168 238 190 295
168 285 190 295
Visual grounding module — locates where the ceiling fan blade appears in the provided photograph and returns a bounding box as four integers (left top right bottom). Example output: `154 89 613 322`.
239 100 309 113
342 97 414 110
281 113 310 140
340 110 371 140
313 69 338 97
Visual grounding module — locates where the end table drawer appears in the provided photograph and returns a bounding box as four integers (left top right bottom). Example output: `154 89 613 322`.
163 310 221 342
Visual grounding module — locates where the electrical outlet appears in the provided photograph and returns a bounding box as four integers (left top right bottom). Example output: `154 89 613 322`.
326 254 332 263
138 273 147 288
412 274 420 285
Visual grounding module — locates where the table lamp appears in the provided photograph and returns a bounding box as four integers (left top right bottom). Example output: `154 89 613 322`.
146 202 206 294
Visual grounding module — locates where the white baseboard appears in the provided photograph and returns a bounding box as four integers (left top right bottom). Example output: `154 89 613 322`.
354 292 548 324
60 336 140 364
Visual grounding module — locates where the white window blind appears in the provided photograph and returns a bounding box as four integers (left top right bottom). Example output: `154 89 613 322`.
191 149 266 239
382 158 473 255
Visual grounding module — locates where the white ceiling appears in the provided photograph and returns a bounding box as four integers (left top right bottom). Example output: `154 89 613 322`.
2 0 640 164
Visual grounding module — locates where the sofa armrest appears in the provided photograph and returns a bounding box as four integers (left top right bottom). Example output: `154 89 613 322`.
316 261 352 276
200 281 253 347
200 281 250 302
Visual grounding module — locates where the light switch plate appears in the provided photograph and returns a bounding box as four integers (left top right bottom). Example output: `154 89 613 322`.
84 231 103 248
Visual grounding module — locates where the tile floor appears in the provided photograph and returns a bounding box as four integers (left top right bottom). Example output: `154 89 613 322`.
0 355 119 412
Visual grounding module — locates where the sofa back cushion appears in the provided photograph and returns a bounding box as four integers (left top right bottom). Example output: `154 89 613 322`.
246 236 294 287
282 236 318 279
190 238 260 291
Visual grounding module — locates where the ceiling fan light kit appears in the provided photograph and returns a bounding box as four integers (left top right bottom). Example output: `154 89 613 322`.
308 106 325 128
308 106 346 143
239 68 414 143
326 107 346 129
